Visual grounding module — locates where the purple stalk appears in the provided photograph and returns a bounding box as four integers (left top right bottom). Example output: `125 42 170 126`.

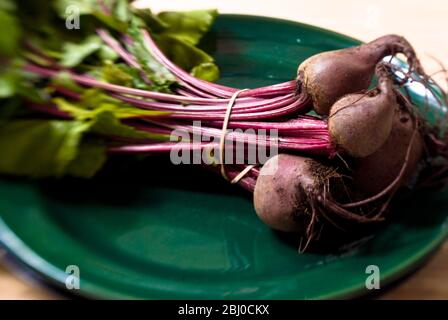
26 102 72 119
24 64 240 104
97 29 141 69
112 93 298 113
175 82 219 98
140 30 299 99
25 64 272 105
141 30 236 98
23 42 61 68
97 29 155 86
175 87 216 99
155 96 310 121
108 141 218 153
22 28 338 160
211 118 327 132
27 64 310 120
96 0 111 15
120 120 332 155
52 86 82 99
51 80 307 120
24 100 332 154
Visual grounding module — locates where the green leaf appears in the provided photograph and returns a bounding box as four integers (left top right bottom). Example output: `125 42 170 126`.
191 62 220 82
0 120 92 177
54 97 169 140
126 25 176 88
0 9 21 58
0 110 166 178
66 140 107 178
0 0 16 11
51 71 85 93
90 110 166 140
54 0 129 32
156 34 216 73
53 0 99 17
0 64 47 102
99 62 158 91
0 1 220 179
131 7 169 32
94 11 128 32
60 35 103 67
130 10 220 79
157 10 218 45
114 0 132 23
100 63 137 87
98 44 119 62
53 96 165 120
0 69 18 98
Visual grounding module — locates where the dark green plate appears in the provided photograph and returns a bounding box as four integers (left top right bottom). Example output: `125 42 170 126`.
0 15 447 300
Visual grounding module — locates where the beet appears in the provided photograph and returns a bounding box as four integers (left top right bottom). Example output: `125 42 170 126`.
253 154 385 249
298 34 424 115
328 65 398 157
253 154 333 232
352 108 424 196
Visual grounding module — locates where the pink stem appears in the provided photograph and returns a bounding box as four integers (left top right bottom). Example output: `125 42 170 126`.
25 64 266 105
112 92 297 113
141 30 236 98
108 141 218 153
97 29 141 69
141 30 299 98
210 118 328 131
24 64 233 104
155 96 310 121
96 0 111 15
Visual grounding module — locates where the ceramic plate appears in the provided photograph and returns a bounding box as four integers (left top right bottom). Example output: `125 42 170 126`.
0 15 447 299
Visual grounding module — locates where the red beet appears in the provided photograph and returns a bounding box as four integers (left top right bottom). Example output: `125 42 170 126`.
298 35 424 115
253 154 330 232
328 65 398 157
352 108 424 196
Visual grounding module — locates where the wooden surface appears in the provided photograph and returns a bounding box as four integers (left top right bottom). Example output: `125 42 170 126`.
1 0 448 300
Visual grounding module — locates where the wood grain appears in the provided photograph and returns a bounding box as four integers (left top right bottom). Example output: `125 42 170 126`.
1 0 447 300
0 251 57 300
380 242 448 299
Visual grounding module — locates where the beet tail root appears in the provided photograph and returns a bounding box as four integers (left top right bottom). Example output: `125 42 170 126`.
297 34 425 115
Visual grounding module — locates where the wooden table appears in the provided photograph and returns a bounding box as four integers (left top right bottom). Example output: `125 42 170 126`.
1 0 447 300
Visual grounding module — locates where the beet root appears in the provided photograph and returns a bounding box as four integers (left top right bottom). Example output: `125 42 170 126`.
253 154 338 233
298 34 424 115
254 154 354 238
253 153 384 242
352 108 424 196
328 66 398 158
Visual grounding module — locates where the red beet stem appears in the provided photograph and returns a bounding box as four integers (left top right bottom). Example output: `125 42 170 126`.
97 29 141 69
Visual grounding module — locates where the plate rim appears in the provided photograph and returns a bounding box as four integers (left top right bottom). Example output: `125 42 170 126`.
1 213 446 299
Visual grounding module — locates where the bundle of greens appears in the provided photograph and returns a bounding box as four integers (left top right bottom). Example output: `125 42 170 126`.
0 0 222 177
0 0 331 180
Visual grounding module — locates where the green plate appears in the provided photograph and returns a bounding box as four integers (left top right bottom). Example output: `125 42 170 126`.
0 15 447 300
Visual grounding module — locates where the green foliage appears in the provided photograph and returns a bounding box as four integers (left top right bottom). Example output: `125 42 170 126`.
157 10 218 46
0 0 219 178
0 120 95 177
60 35 103 67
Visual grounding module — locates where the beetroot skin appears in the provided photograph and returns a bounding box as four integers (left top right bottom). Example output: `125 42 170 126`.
328 66 397 158
298 34 424 115
253 154 338 232
352 108 424 196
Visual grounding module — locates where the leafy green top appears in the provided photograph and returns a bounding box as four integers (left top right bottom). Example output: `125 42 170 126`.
0 0 219 178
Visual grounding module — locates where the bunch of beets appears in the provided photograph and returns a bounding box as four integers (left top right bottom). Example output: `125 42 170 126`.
24 30 448 250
